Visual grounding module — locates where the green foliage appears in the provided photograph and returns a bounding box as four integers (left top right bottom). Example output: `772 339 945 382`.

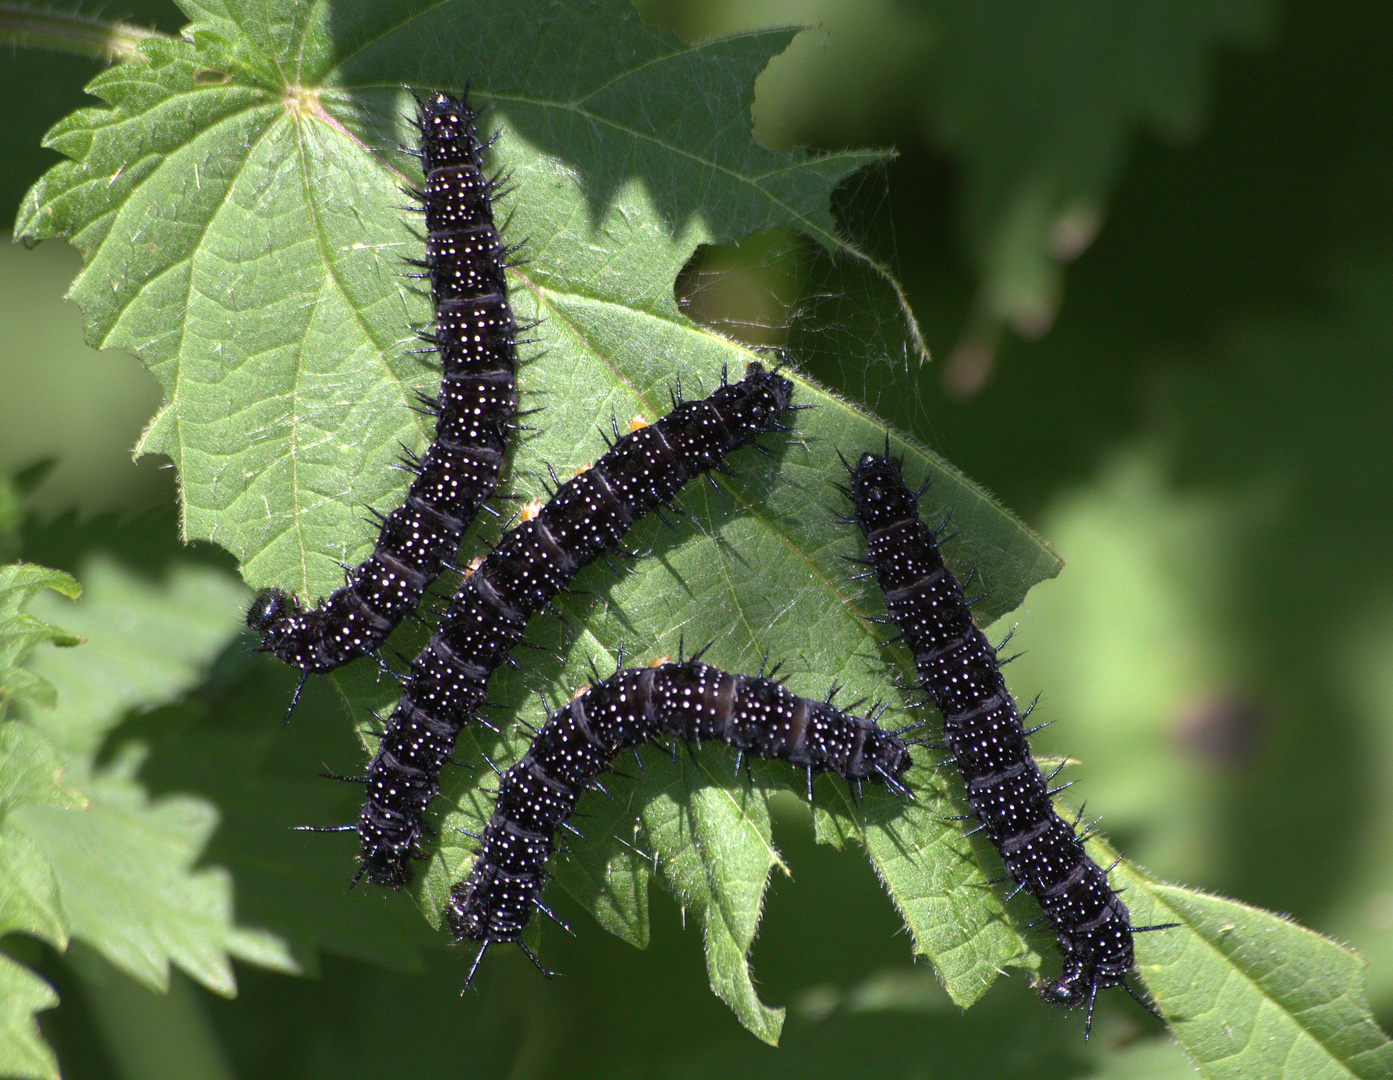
0 725 75 1080
665 0 1275 341
0 565 81 720
1141 882 1392 1080
2 0 1391 1076
14 0 1068 1044
0 556 284 1079
929 0 1275 335
16 0 922 600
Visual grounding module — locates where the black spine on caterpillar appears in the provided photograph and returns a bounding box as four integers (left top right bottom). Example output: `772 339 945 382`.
246 89 518 674
444 658 913 981
357 362 795 888
845 451 1167 1037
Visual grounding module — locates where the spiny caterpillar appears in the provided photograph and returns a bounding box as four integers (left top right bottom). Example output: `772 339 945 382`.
248 90 518 681
844 450 1172 1037
447 655 914 983
355 362 795 888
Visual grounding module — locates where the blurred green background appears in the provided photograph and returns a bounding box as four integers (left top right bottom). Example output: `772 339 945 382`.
4 0 1392 1076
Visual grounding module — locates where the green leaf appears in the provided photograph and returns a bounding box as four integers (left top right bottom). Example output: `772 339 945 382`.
130 662 444 976
1128 878 1393 1080
9 784 290 996
645 753 788 1042
0 569 82 1080
15 0 1062 1042
11 555 293 990
0 953 59 1080
16 0 912 605
0 564 81 721
0 725 82 952
20 555 251 757
0 552 297 1074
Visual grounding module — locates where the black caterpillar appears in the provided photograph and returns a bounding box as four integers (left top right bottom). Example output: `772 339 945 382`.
844 450 1170 1037
445 656 914 983
356 362 796 888
246 89 518 675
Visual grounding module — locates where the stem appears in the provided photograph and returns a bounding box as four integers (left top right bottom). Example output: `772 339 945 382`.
0 3 174 62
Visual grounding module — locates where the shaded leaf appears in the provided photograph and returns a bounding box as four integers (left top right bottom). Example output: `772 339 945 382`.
10 782 290 996
0 725 82 951
135 682 444 976
0 569 82 1080
0 552 293 1077
643 752 788 1043
0 954 59 1080
21 556 252 756
0 565 81 721
931 0 1276 335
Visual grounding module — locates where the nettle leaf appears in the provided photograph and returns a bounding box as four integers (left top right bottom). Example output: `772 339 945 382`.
0 555 291 1073
17 0 1079 1042
16 0 1391 1060
0 567 82 1080
0 950 60 1080
0 565 82 721
5 557 292 1014
0 724 83 953
1126 876 1393 1079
